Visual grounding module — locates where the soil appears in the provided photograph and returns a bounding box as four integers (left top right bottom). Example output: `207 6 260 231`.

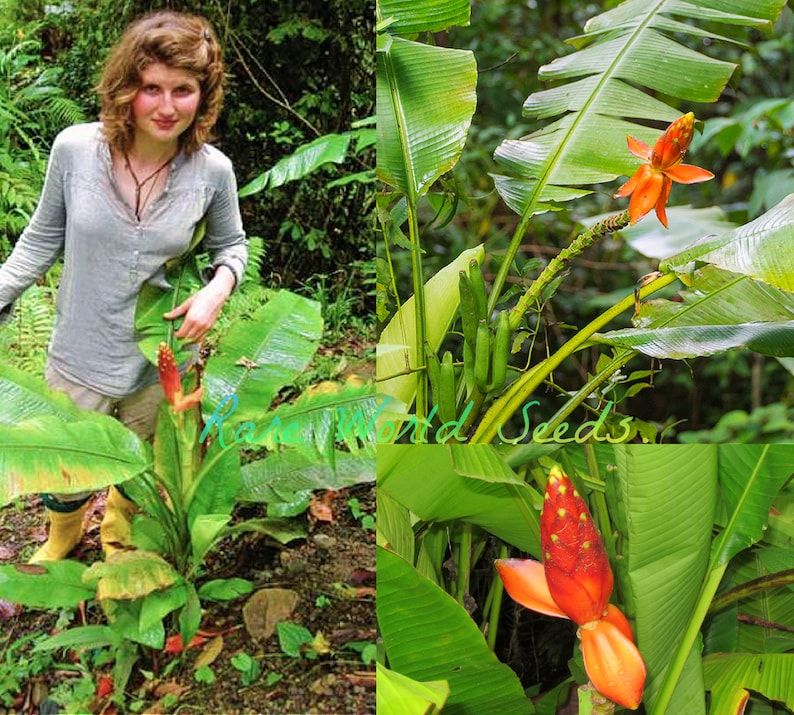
0 483 376 715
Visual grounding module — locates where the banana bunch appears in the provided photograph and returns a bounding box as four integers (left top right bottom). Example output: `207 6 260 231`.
426 259 511 423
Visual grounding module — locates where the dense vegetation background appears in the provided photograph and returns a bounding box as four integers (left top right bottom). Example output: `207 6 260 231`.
380 0 794 440
0 0 374 331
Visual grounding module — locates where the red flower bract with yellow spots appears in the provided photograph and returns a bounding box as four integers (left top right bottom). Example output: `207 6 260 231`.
157 342 203 413
540 466 613 626
614 112 714 228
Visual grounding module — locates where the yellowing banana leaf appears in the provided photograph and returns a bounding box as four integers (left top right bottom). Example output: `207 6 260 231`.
0 415 151 505
376 662 449 715
703 653 794 713
83 550 182 600
201 290 323 423
491 0 786 217
377 34 477 201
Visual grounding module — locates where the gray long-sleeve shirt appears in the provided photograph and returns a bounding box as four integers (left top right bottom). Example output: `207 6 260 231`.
0 122 247 397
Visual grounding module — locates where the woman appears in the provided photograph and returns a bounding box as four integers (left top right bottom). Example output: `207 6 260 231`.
0 11 247 562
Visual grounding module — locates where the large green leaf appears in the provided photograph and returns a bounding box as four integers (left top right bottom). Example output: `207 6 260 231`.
609 445 718 714
83 550 182 600
377 245 484 420
661 194 794 292
377 546 533 715
376 662 449 715
0 415 151 505
377 445 540 556
491 0 786 217
238 131 357 198
134 220 206 365
711 445 794 567
378 0 470 34
0 364 82 425
703 653 794 713
376 34 477 201
0 560 94 608
202 290 323 422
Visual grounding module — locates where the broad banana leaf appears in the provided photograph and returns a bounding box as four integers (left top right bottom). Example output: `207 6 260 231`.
378 546 533 715
377 444 540 556
596 197 794 359
377 32 477 201
491 0 787 217
239 130 370 197
378 0 470 35
186 437 241 530
703 653 794 713
0 363 83 425
609 445 718 713
201 290 323 423
376 662 449 715
0 414 151 505
135 219 206 365
0 560 94 608
83 550 182 600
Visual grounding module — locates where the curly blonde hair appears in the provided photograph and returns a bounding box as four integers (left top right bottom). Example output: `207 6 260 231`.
96 11 224 155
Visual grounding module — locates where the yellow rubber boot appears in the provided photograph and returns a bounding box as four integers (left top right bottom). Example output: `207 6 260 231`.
100 487 136 559
29 503 89 563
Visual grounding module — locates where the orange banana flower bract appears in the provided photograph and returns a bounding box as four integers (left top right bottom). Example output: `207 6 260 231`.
580 616 647 710
614 112 714 228
495 467 646 710
157 342 203 413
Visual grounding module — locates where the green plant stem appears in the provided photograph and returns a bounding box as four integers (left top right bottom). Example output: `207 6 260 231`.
650 564 727 715
407 202 428 421
542 349 638 436
583 444 612 539
578 683 616 714
487 211 533 317
708 568 794 614
456 523 472 607
508 210 631 331
486 543 508 651
471 271 678 443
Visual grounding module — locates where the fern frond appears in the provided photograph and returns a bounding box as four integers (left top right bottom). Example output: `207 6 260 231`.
492 0 787 217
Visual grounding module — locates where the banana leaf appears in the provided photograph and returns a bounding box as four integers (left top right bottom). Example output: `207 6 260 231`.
377 32 477 201
0 364 82 425
376 662 449 715
491 0 787 217
201 290 323 423
0 414 151 505
0 560 94 608
703 653 794 713
378 0 470 35
134 219 206 365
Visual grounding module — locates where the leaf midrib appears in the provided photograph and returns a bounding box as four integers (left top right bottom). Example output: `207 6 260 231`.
522 0 668 220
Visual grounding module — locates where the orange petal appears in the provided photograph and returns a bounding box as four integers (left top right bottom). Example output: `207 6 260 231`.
540 467 613 625
580 617 646 710
655 176 672 228
652 112 695 170
173 385 204 413
664 163 714 184
601 603 635 643
628 170 664 225
614 164 645 199
626 135 651 161
157 343 182 408
495 559 569 619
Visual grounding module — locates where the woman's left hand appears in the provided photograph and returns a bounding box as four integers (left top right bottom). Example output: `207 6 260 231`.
164 266 236 342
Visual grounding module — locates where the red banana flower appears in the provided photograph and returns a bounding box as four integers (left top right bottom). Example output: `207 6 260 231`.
614 112 714 228
157 343 203 413
496 467 646 710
